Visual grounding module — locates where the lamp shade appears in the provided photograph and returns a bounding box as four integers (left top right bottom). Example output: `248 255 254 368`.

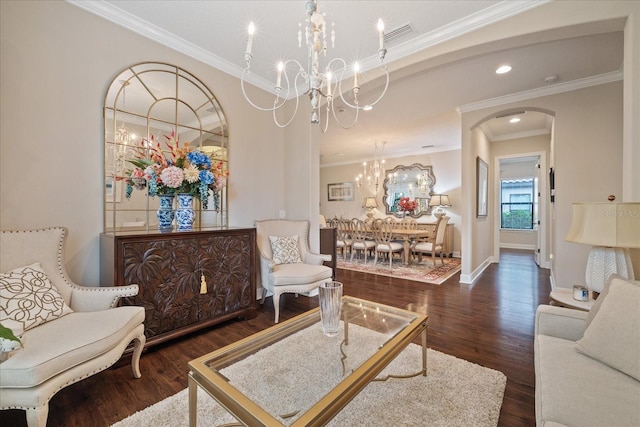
363 197 378 209
565 203 640 248
429 194 451 207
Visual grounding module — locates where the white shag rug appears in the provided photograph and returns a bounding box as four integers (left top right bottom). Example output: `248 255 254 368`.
113 324 506 427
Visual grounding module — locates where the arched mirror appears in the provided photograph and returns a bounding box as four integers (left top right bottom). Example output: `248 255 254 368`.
104 62 228 232
383 163 436 218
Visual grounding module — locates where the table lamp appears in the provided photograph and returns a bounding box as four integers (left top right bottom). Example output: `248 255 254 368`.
565 202 640 294
363 197 378 218
429 194 451 218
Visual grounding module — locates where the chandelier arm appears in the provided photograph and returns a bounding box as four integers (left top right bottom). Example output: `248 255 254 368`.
240 69 287 112
272 67 304 128
337 65 389 110
320 99 330 133
330 100 359 130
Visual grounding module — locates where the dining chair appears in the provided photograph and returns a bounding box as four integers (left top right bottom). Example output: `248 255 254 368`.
335 218 353 259
373 219 404 267
411 215 450 266
398 217 418 230
350 219 375 263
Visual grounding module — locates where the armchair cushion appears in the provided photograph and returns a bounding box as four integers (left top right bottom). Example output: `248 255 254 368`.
0 306 144 388
269 235 302 265
1 262 72 339
269 263 331 287
575 277 640 381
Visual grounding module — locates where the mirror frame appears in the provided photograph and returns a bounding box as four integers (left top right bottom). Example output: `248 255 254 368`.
383 163 436 218
103 62 228 232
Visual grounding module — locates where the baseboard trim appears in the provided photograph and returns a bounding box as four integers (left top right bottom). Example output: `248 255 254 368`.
460 257 492 285
500 244 536 250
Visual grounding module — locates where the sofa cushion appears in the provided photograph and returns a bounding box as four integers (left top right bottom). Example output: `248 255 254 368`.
0 306 144 388
269 235 302 265
536 334 640 426
576 278 640 381
0 262 73 339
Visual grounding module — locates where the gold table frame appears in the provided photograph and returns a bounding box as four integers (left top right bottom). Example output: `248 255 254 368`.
187 296 428 427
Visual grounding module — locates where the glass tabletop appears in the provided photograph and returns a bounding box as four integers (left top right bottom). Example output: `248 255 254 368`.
188 296 428 426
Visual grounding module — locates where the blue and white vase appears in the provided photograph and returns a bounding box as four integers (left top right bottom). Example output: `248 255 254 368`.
156 194 175 231
175 193 195 231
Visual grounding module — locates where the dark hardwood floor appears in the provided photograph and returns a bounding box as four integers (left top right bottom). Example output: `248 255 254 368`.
1 249 549 426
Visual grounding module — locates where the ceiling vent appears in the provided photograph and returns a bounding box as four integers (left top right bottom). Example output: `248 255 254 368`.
384 23 414 44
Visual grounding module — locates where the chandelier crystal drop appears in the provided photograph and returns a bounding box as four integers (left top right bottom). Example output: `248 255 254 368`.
241 0 389 132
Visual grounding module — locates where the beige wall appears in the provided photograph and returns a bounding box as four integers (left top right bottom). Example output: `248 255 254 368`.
320 149 462 255
0 1 286 285
462 82 627 288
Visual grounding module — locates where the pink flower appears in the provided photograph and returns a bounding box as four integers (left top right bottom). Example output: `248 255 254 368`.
159 166 184 188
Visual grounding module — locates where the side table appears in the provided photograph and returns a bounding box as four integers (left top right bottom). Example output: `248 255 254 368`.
549 288 595 311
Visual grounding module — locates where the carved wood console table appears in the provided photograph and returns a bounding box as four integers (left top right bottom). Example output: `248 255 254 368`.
100 227 256 347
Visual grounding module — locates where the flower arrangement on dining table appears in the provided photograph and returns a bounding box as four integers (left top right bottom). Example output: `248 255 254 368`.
397 197 418 213
124 129 228 210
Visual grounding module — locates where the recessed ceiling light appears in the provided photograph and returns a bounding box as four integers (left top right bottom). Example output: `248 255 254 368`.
362 105 373 111
496 65 512 74
509 117 521 123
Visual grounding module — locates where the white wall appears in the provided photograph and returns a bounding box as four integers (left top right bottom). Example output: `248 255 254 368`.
0 1 285 285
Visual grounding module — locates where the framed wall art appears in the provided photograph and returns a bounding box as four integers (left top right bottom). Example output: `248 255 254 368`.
476 156 488 217
327 182 355 201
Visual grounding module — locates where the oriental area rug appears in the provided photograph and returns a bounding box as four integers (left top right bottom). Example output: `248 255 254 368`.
337 256 462 285
112 323 506 427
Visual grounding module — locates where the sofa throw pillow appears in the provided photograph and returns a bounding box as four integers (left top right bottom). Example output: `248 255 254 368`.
575 278 640 381
0 262 73 339
585 274 640 329
269 235 302 265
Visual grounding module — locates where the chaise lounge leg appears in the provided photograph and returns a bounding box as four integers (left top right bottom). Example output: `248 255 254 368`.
26 403 48 427
131 333 146 379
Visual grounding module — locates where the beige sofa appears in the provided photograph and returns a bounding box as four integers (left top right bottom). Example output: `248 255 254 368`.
534 276 640 427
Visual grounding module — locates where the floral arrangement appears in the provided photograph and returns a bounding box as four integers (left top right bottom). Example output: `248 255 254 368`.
397 197 418 213
124 129 228 209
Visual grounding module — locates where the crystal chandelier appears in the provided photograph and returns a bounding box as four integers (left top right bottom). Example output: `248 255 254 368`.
356 141 387 195
241 0 389 132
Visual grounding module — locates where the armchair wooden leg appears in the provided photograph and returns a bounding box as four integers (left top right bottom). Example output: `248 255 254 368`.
273 291 282 324
131 333 146 379
26 404 48 427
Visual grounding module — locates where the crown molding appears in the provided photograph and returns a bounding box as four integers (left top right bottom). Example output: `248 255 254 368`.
457 70 623 113
381 1 549 68
68 0 547 97
66 0 271 92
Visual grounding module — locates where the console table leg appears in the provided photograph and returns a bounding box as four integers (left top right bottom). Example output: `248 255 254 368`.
188 374 197 427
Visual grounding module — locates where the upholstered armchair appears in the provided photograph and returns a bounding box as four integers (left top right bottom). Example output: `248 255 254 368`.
0 227 145 427
256 220 333 323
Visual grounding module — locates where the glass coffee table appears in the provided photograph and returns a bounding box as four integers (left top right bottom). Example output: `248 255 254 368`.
188 296 428 426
